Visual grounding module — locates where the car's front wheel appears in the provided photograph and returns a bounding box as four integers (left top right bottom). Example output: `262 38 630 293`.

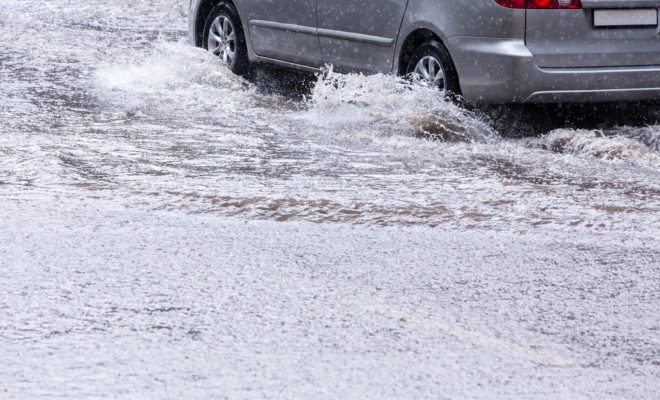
203 2 251 76
406 41 460 96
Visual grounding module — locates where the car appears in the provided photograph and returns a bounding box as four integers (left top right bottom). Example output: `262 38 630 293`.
188 0 660 104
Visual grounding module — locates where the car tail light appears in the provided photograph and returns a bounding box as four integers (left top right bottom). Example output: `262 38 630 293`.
494 0 582 8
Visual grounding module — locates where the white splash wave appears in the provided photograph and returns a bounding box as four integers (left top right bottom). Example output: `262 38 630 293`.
302 67 495 143
528 129 660 169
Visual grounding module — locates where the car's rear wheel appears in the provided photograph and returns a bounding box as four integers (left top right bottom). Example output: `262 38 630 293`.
406 41 460 96
203 2 251 76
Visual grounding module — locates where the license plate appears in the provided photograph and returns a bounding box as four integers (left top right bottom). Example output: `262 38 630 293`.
594 9 658 27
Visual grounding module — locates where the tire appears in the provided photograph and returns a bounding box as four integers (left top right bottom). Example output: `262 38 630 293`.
202 2 251 77
406 40 461 96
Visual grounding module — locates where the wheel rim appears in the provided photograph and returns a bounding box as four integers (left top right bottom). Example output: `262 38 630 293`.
413 56 445 89
207 15 237 68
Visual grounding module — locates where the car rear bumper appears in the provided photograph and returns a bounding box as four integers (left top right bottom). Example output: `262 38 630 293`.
447 36 660 104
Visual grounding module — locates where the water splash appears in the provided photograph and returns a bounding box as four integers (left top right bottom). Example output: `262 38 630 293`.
95 40 251 115
528 129 660 169
303 67 495 143
609 125 660 152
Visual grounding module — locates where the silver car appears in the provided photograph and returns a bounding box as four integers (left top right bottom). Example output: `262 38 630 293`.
188 0 660 104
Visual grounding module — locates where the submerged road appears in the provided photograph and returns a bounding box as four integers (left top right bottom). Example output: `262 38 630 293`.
1 0 659 398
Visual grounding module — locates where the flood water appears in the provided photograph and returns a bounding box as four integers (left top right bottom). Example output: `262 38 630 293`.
1 1 659 398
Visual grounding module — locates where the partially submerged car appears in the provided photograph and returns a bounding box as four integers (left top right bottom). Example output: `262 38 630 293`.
189 0 660 103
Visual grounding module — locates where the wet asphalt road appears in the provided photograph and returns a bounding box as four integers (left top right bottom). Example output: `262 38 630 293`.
1 1 659 398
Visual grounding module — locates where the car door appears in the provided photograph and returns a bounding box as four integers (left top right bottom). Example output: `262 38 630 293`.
242 0 321 67
317 0 409 73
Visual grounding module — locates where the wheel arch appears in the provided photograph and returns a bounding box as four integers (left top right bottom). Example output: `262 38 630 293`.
395 26 462 95
397 28 445 76
193 0 238 47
